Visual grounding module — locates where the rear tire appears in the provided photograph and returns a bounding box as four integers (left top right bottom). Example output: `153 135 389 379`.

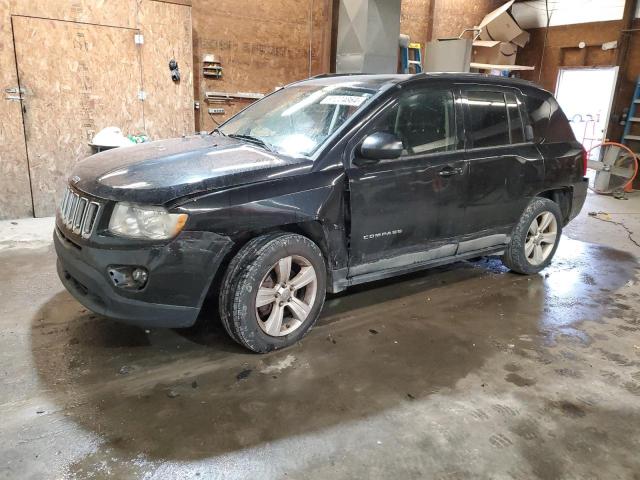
502 197 562 275
219 232 326 353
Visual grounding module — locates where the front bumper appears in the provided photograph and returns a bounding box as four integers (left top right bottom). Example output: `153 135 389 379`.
54 225 233 328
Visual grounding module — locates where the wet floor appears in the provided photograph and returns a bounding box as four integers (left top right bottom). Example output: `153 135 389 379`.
1 193 640 479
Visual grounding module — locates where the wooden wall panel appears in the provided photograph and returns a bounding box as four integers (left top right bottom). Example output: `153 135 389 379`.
0 0 195 219
192 0 333 131
10 0 137 28
430 0 501 39
400 0 433 49
13 16 145 217
518 20 622 93
139 1 194 139
516 20 631 141
0 0 33 218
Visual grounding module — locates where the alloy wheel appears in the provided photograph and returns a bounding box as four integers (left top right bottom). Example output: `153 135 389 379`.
525 211 558 266
255 255 318 336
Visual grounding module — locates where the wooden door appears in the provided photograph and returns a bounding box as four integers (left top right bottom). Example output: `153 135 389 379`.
12 16 145 217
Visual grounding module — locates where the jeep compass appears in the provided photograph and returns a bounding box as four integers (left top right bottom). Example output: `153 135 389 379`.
55 73 588 352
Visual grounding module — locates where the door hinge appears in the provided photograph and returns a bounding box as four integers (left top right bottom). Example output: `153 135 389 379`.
134 33 144 45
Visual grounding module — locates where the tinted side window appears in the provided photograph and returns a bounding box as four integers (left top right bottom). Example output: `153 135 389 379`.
506 93 524 143
545 97 577 143
374 89 457 155
523 91 551 143
467 91 509 148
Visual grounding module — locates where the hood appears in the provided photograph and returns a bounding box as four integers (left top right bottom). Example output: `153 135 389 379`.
71 135 314 204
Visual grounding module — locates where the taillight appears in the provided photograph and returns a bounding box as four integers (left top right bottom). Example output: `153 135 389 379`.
582 147 588 176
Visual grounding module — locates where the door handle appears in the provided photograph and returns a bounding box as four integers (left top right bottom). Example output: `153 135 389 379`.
438 166 463 177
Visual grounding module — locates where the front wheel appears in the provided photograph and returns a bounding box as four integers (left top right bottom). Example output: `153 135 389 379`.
219 232 326 353
502 197 562 274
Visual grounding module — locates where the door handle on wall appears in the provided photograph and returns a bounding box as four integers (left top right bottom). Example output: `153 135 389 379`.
438 166 463 177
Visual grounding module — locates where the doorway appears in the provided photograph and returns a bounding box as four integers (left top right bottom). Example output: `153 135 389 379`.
12 16 144 217
555 67 618 154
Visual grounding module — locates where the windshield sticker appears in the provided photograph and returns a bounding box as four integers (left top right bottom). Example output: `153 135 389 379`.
320 95 367 106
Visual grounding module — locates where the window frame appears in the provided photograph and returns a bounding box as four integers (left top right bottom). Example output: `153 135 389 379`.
505 91 526 145
460 86 533 152
345 84 465 167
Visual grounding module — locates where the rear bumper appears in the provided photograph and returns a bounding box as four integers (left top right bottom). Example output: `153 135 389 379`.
54 225 233 328
569 177 589 222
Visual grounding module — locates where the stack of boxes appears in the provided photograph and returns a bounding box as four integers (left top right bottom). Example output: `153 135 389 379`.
471 0 533 71
423 0 533 73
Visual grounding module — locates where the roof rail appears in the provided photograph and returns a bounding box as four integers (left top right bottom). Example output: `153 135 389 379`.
309 72 371 79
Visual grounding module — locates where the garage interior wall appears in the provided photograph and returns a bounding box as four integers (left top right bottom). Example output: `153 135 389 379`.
517 19 640 145
0 0 501 220
192 0 334 131
400 0 504 55
193 0 500 131
0 0 194 220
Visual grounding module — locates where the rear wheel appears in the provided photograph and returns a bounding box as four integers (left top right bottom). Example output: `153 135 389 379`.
502 197 562 274
219 232 326 353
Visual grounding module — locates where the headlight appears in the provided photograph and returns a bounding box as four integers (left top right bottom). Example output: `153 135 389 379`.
108 203 188 240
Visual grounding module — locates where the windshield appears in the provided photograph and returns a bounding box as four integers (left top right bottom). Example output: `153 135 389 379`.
219 83 375 157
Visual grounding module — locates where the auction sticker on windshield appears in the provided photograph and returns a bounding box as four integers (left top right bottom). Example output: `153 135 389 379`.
320 95 368 106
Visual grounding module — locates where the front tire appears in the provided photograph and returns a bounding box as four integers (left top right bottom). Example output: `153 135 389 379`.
219 232 326 353
502 197 562 274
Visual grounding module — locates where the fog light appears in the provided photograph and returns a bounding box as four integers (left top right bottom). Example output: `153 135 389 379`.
108 266 148 289
132 268 148 285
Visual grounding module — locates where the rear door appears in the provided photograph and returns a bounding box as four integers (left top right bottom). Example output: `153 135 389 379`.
346 86 468 275
461 87 544 241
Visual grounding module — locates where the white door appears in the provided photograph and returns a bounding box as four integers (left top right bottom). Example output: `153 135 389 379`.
555 67 618 154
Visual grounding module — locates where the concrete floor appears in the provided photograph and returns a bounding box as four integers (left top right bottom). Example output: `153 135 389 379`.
1 191 639 480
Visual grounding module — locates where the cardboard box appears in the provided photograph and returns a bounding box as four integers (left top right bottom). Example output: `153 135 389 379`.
475 0 529 47
424 38 472 73
472 40 518 66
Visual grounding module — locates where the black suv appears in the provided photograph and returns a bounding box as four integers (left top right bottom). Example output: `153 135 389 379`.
55 73 587 352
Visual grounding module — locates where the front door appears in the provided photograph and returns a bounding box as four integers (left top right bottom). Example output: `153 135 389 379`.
346 86 468 276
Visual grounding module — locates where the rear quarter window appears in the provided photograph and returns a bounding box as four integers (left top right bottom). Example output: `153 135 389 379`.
523 90 575 143
545 97 577 143
523 91 550 143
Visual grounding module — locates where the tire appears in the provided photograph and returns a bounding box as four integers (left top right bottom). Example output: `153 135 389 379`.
502 197 563 275
219 232 327 353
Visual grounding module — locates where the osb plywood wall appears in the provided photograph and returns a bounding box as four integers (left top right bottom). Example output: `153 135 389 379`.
192 0 333 131
0 0 194 219
399 0 500 61
12 16 146 217
401 0 503 44
516 20 636 142
401 0 433 49
430 0 503 39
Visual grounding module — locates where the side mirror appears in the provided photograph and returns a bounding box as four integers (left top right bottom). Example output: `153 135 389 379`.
356 132 403 164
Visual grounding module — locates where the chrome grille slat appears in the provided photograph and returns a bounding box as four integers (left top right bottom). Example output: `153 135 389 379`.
58 186 102 238
67 194 79 228
73 198 87 232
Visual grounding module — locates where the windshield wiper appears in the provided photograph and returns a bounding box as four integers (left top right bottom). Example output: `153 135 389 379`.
228 134 275 152
211 128 227 136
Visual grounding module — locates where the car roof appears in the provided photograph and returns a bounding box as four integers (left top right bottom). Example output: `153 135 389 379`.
294 73 413 90
295 72 549 96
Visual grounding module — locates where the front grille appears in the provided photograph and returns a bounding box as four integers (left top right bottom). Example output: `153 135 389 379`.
59 186 101 238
